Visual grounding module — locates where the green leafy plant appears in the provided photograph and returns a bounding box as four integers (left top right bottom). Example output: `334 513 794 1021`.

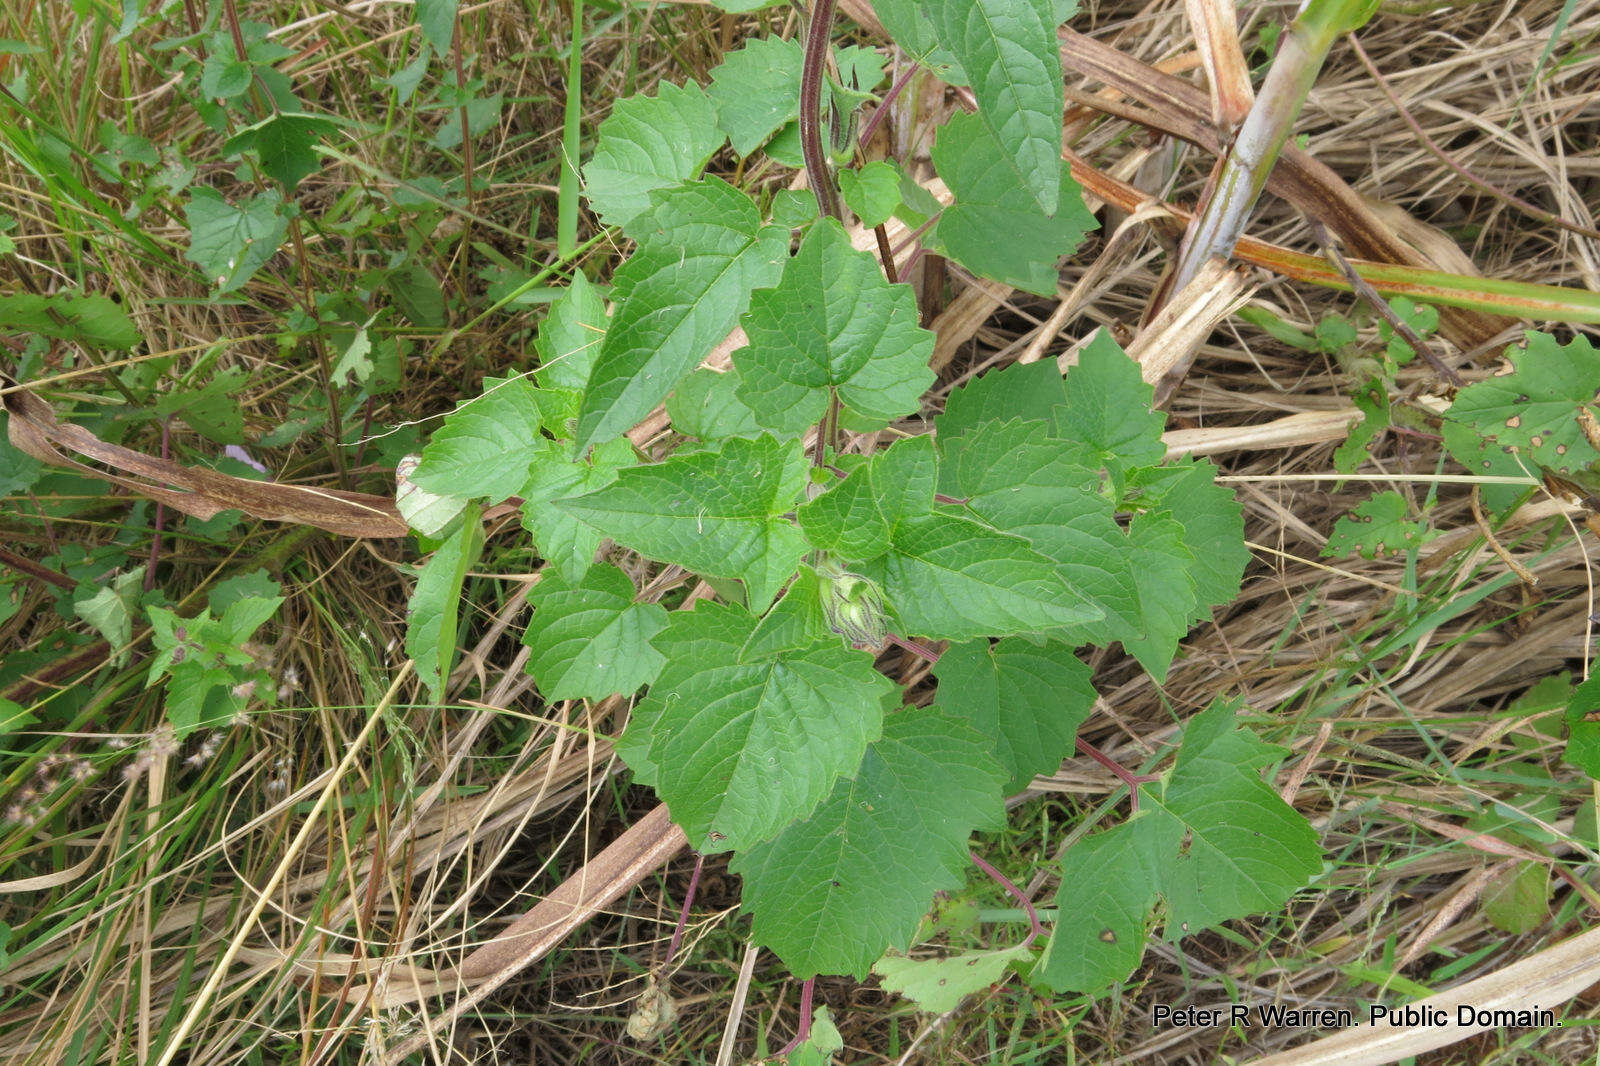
398 0 1318 1023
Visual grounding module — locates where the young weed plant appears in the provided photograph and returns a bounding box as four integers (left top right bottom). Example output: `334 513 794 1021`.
401 0 1321 1035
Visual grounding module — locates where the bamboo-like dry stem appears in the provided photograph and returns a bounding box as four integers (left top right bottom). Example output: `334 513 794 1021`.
1167 0 1376 299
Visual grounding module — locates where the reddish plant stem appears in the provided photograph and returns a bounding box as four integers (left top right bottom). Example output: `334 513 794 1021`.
1076 737 1159 813
798 0 842 221
662 851 705 967
777 977 817 1056
856 60 919 153
873 224 898 282
0 548 73 591
884 633 942 664
970 851 1044 947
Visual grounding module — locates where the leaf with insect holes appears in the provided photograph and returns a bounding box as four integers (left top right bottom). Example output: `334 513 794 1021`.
627 600 893 852
928 114 1095 297
1448 332 1600 477
923 0 1064 215
1324 490 1435 559
734 219 934 434
933 637 1095 792
873 945 1032 1013
519 437 636 584
581 82 725 232
732 704 1006 978
1036 699 1320 992
535 270 607 393
575 178 789 449
522 563 667 700
183 187 288 294
411 376 543 504
553 433 807 611
405 506 483 702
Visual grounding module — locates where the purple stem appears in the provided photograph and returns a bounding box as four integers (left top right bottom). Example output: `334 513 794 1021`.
798 0 842 221
777 978 817 1056
970 851 1044 948
884 632 942 665
857 60 920 153
1076 737 1159 814
662 851 704 967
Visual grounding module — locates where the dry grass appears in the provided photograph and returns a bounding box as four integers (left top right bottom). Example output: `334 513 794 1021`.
1 0 1598 1063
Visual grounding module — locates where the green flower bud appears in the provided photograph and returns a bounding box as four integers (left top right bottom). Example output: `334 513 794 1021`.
817 558 888 648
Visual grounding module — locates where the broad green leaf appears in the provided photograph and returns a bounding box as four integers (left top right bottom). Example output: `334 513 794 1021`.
519 437 635 584
732 704 1006 977
874 0 963 75
1333 378 1391 475
222 112 338 190
0 699 35 738
707 36 803 157
522 564 667 700
924 0 1063 214
553 434 807 610
933 637 1095 792
1054 329 1167 476
535 270 606 392
74 567 146 667
865 511 1101 640
200 55 252 99
581 82 724 232
838 161 902 228
405 506 483 702
416 0 457 53
937 358 1066 447
1564 674 1600 780
1037 700 1320 992
576 178 789 448
1121 511 1197 681
396 454 469 537
636 600 893 851
0 293 141 349
1481 860 1550 934
386 262 446 328
183 187 288 294
787 1007 844 1066
929 113 1095 295
1131 458 1248 611
742 566 831 660
155 369 249 445
1447 332 1600 476
734 219 934 433
873 945 1031 1012
208 569 282 615
799 435 938 562
1323 491 1436 559
412 375 543 504
666 367 764 440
